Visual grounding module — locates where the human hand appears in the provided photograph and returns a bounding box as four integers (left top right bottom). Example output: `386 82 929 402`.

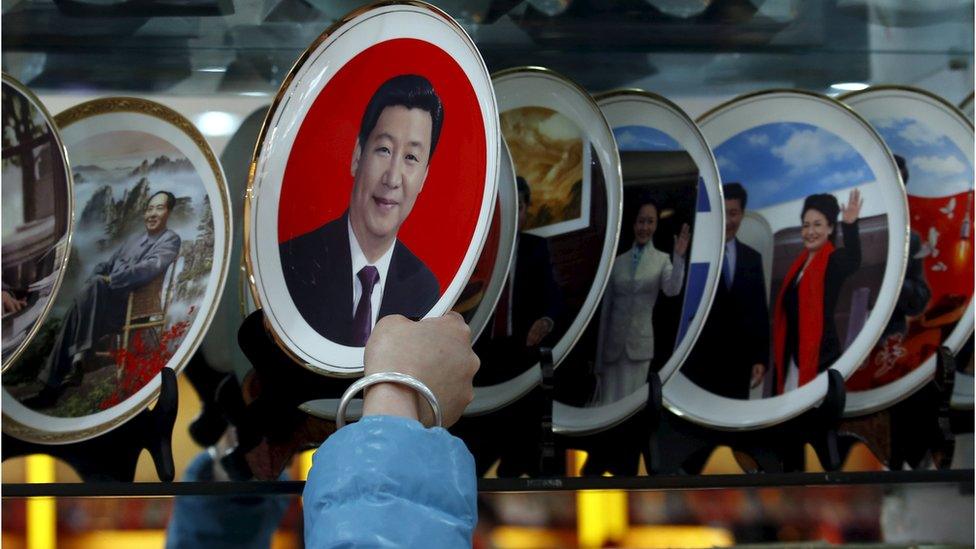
362 312 479 428
673 223 691 258
750 363 766 389
842 189 862 224
526 317 554 347
2 291 26 314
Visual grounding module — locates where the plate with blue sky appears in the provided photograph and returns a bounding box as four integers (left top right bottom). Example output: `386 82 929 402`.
550 90 723 437
842 86 974 416
664 90 908 430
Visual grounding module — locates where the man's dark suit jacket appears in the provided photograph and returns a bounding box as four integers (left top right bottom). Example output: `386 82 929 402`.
684 238 769 399
474 232 563 384
511 233 563 346
279 213 439 346
884 230 929 337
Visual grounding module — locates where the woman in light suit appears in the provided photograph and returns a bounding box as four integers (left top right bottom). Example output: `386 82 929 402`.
592 198 690 404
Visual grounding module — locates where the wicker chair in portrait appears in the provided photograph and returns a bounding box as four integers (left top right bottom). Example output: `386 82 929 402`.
117 256 179 366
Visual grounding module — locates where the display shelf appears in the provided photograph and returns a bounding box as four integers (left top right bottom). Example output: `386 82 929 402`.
2 0 972 95
1 0 973 502
2 469 972 498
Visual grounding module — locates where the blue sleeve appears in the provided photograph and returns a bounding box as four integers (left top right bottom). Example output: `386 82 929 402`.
303 415 477 548
165 450 290 549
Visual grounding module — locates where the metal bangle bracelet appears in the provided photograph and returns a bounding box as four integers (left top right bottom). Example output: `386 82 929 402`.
336 372 442 429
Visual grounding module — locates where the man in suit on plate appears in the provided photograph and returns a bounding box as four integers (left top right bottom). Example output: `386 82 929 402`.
684 183 770 399
279 74 442 347
26 190 182 408
475 177 563 384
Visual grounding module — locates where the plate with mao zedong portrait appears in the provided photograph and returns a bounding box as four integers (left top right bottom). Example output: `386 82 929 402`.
664 90 908 430
841 86 974 416
464 67 622 416
550 89 724 435
245 1 499 376
1 74 74 373
2 97 231 444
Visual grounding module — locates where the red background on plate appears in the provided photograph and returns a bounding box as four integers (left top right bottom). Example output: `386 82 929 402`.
278 38 488 292
847 191 974 390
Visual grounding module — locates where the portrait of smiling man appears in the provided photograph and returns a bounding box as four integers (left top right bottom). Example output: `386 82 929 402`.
279 74 443 347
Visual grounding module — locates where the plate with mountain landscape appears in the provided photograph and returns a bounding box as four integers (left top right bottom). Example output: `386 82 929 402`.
461 67 621 415
1 98 231 444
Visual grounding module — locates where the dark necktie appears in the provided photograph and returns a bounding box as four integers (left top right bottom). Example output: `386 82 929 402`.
722 254 732 289
352 266 380 347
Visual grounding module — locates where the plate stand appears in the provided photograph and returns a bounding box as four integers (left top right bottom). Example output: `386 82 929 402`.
555 372 663 477
838 346 957 470
650 369 848 474
184 351 233 447
451 348 559 477
1 367 178 482
216 310 343 480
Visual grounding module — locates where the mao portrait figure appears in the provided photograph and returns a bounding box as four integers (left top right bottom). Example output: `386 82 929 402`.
25 191 181 408
772 190 863 394
279 75 442 347
592 197 690 404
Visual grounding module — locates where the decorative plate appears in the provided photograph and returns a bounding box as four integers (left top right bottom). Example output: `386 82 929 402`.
841 86 974 416
453 137 518 343
2 97 231 444
244 1 499 375
1 74 74 372
464 66 622 416
665 89 908 430
552 89 725 435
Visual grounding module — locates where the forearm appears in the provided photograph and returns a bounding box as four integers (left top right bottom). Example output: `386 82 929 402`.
303 416 477 548
662 255 685 297
838 221 862 272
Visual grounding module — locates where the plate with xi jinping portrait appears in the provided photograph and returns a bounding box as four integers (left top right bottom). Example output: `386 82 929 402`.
1 74 73 373
464 67 622 416
245 1 499 376
2 98 231 444
664 90 909 430
841 86 974 416
550 90 724 436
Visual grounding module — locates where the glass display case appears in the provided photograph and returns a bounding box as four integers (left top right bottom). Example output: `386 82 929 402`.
2 0 973 546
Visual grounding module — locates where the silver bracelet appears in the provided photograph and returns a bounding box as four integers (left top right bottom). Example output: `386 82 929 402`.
336 372 442 429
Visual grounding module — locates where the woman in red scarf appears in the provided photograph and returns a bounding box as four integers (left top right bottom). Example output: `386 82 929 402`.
772 190 863 395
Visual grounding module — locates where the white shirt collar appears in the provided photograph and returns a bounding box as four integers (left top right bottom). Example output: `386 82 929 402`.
348 218 395 287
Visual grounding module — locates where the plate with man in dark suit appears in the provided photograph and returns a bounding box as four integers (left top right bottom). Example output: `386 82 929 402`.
246 4 498 375
665 90 908 430
842 86 974 416
279 75 443 348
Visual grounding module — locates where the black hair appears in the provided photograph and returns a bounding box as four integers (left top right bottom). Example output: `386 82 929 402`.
723 182 748 210
516 176 531 205
634 195 660 220
894 154 909 185
147 190 176 211
357 74 444 161
802 193 840 244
